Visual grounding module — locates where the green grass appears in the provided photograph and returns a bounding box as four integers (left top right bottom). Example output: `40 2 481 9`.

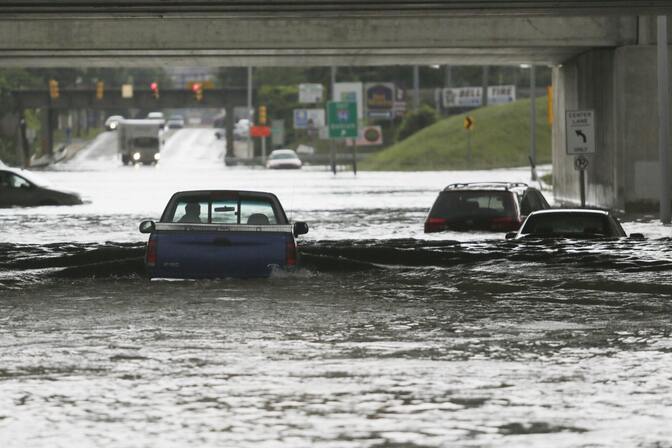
360 96 552 171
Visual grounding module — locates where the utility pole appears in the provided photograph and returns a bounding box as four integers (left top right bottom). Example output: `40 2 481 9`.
413 65 420 111
481 65 489 107
330 66 337 175
530 65 537 181
247 66 253 162
657 16 671 223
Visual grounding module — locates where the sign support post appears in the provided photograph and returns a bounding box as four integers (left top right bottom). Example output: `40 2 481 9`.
327 100 358 176
352 141 357 175
580 169 586 208
464 116 474 166
566 110 595 207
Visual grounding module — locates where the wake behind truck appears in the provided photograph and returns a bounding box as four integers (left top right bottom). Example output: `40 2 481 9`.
117 119 163 165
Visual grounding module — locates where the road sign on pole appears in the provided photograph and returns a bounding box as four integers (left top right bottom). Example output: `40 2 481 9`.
574 155 589 171
464 116 474 130
566 110 595 154
327 101 358 139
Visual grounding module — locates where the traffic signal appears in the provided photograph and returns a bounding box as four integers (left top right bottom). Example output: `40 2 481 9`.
258 105 267 125
96 80 104 100
48 79 59 99
150 81 159 99
192 82 203 101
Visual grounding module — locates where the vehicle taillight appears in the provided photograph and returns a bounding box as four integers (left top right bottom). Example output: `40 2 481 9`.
424 217 448 233
286 238 297 267
146 237 157 267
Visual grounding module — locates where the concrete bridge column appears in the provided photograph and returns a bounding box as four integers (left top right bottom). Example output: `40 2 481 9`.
552 43 672 212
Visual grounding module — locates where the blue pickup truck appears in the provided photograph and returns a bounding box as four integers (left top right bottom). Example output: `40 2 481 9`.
139 190 308 278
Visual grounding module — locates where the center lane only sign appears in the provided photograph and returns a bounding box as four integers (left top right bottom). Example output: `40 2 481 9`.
566 110 595 154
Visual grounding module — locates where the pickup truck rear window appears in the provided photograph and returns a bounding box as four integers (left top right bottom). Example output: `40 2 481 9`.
168 197 279 225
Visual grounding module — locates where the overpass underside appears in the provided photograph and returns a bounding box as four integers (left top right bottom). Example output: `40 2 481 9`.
1 2 671 210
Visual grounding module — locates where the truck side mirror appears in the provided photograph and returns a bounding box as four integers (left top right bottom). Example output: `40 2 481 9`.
293 221 309 237
139 220 156 234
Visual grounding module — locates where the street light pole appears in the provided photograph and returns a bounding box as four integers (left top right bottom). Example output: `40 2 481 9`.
530 65 537 181
413 65 420 111
330 65 337 175
658 15 671 223
247 66 253 161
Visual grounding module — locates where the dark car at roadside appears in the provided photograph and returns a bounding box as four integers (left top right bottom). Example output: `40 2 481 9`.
0 167 83 207
505 208 643 240
424 182 549 233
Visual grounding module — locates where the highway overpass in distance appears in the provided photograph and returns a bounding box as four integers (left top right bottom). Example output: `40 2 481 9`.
1 0 672 215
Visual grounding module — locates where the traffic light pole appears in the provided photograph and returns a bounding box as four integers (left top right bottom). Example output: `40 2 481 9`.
261 136 266 163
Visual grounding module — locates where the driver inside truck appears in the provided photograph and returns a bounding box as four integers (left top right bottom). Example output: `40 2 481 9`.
178 201 202 223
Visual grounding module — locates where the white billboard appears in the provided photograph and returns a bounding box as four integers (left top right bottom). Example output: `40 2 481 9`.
299 83 324 104
293 108 325 129
333 82 363 119
487 85 516 105
442 85 517 108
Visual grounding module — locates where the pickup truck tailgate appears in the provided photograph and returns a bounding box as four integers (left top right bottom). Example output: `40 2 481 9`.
149 223 292 278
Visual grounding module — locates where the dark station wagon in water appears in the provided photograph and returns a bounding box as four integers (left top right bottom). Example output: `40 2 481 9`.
0 167 83 207
505 209 643 240
424 182 549 233
139 190 309 279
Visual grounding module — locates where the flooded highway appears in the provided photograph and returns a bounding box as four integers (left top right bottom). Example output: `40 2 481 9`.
1 130 672 447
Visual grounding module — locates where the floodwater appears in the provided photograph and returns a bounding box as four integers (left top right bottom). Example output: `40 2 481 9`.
1 129 671 447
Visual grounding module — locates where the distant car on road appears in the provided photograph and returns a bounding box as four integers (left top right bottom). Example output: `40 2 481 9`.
505 209 643 240
139 190 309 278
0 167 83 207
166 115 185 129
424 182 549 233
266 149 302 170
105 115 124 131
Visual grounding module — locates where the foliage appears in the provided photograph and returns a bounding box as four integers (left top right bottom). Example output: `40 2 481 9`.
360 96 552 171
396 104 439 142
257 84 300 142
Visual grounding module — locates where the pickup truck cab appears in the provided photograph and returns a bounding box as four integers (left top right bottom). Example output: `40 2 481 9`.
139 190 308 279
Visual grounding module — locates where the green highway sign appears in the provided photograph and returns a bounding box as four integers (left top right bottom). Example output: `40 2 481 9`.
327 101 358 139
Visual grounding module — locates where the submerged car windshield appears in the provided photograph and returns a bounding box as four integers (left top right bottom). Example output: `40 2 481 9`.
520 212 624 237
430 191 515 218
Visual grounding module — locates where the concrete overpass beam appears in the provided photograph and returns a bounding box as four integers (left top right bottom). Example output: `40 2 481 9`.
0 16 637 67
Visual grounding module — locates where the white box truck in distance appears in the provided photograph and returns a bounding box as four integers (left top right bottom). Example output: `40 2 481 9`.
118 119 163 165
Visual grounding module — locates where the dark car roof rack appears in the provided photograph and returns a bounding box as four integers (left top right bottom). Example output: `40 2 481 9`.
443 182 529 191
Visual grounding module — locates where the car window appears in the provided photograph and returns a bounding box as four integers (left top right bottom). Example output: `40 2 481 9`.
211 199 238 224
521 213 614 236
167 196 278 225
240 199 278 225
270 152 297 160
430 191 516 218
172 200 208 223
0 172 31 189
132 137 159 148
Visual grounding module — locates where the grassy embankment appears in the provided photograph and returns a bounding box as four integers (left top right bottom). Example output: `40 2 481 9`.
361 96 552 171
